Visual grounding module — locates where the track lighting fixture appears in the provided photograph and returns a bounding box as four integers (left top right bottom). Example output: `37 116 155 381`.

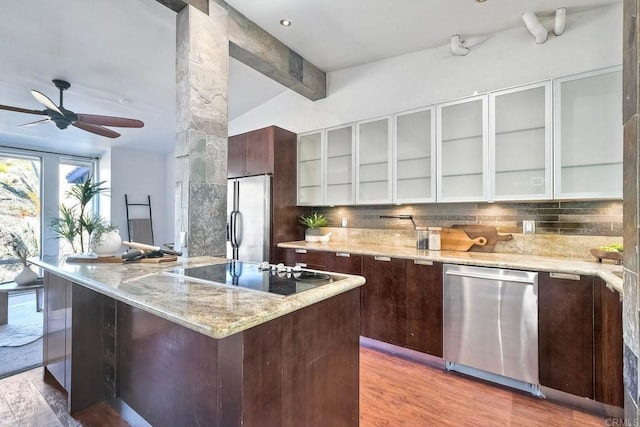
522 12 548 44
522 8 568 44
554 7 566 36
450 34 470 56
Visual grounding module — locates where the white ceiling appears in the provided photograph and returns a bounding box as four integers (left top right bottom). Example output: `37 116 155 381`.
0 0 622 156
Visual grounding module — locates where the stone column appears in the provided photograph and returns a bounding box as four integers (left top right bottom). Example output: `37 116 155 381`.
623 0 640 422
175 0 228 257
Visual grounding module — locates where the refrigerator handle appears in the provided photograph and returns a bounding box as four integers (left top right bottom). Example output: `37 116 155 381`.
231 210 241 248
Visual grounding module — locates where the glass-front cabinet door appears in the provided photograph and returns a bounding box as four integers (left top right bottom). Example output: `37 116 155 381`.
554 67 623 199
437 95 488 202
297 130 324 205
356 116 392 204
325 124 355 205
489 81 552 201
393 107 436 203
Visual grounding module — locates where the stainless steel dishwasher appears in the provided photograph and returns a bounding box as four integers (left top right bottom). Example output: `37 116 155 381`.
443 264 542 397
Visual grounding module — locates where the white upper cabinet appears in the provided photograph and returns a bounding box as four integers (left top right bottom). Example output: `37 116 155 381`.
356 116 393 204
325 124 355 205
489 81 552 201
554 67 623 199
437 95 489 202
297 130 324 205
393 107 436 203
296 67 623 206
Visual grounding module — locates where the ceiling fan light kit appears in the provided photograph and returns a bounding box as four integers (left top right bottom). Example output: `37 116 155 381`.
0 79 144 138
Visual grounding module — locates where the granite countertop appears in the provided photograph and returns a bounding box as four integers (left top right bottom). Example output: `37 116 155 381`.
30 256 365 340
278 241 624 294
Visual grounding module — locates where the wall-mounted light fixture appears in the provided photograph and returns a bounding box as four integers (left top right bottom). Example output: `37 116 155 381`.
450 34 470 56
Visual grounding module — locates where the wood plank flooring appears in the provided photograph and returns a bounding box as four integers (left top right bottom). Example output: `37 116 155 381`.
359 346 607 426
0 347 610 426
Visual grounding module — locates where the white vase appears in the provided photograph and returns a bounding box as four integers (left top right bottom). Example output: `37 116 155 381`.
14 265 39 286
93 229 122 257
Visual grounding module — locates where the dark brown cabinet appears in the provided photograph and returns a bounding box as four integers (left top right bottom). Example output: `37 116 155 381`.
405 260 443 357
228 126 285 178
227 133 246 178
361 256 407 346
282 248 329 270
43 271 71 390
43 273 106 413
593 277 624 407
326 252 363 275
538 272 594 398
281 249 363 275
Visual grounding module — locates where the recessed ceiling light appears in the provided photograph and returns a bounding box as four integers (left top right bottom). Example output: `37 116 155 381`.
476 0 487 2
280 19 292 27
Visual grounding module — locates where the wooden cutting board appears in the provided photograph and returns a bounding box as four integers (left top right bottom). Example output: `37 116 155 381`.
440 228 487 251
451 224 513 253
66 255 178 264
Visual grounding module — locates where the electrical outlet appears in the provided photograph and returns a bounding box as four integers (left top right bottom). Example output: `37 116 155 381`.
179 231 187 246
341 217 348 228
523 220 536 234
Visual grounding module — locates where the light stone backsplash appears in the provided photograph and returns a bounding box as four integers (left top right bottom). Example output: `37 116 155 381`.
320 227 623 260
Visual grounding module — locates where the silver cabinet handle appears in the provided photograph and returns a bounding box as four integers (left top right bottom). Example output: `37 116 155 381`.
336 252 351 258
413 260 433 266
374 256 391 262
549 272 580 281
295 249 308 254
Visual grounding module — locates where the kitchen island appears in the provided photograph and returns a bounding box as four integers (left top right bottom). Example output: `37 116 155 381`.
32 256 365 427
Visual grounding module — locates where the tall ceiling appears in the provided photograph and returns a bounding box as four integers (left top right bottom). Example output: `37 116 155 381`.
0 0 622 156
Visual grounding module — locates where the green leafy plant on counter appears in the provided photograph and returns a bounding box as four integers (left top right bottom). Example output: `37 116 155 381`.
50 176 109 254
299 212 329 229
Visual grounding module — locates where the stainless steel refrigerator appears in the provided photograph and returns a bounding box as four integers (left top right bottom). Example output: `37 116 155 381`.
227 174 271 262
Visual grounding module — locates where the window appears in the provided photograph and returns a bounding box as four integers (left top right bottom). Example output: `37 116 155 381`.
0 147 98 283
0 154 41 283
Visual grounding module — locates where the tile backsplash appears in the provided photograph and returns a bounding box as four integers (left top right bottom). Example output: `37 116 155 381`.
305 200 623 236
300 200 623 259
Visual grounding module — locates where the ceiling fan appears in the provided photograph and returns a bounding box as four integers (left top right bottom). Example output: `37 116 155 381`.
0 79 144 138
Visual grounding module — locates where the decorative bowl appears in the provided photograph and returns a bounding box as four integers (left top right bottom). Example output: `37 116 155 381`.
590 248 623 264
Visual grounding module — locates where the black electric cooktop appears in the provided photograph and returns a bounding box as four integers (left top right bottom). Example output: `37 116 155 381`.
166 261 335 297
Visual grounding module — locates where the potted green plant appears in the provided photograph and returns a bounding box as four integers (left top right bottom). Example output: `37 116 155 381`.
299 212 330 243
50 176 110 256
0 225 39 285
92 223 122 257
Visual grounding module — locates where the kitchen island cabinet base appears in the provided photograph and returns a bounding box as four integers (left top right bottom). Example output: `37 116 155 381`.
44 273 360 426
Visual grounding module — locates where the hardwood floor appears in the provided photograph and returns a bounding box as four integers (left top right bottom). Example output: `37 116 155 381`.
360 346 607 426
0 347 610 426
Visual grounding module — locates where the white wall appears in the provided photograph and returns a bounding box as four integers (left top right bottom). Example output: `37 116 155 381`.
109 147 168 246
229 4 622 135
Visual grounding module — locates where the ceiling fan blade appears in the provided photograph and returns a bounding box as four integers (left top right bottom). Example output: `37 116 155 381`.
76 114 144 128
72 122 120 138
18 118 52 128
0 104 47 115
30 90 64 115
